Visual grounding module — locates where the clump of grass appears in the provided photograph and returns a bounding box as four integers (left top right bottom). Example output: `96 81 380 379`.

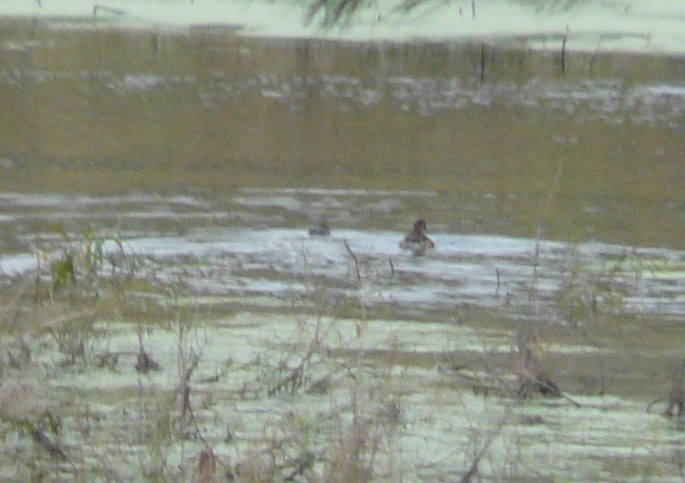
514 326 562 399
553 244 656 329
263 316 333 397
49 326 87 366
32 224 137 303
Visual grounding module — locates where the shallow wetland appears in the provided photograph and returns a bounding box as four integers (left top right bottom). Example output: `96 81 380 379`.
0 17 684 481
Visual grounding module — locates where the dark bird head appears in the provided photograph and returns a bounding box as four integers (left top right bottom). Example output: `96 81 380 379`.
413 219 427 234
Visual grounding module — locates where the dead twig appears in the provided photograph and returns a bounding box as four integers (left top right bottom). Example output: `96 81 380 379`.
461 403 515 482
560 35 567 73
23 420 68 461
134 329 162 373
267 318 327 397
343 240 362 285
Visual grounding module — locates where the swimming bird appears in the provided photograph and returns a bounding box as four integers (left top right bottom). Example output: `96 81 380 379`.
399 219 435 256
308 221 330 237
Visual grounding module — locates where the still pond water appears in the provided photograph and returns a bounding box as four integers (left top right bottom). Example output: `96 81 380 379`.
1 17 684 321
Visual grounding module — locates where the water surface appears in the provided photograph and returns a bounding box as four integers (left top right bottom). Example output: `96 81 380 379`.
1 19 684 249
0 19 684 482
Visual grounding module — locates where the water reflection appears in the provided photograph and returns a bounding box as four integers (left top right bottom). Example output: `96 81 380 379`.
0 21 684 248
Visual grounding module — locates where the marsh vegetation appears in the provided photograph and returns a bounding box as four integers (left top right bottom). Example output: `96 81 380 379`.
0 19 684 481
2 220 684 480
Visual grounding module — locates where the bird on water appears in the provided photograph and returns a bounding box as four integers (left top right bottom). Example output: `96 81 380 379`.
399 219 435 256
308 221 330 237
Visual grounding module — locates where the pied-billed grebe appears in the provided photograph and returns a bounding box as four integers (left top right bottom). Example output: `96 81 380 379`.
399 219 435 256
